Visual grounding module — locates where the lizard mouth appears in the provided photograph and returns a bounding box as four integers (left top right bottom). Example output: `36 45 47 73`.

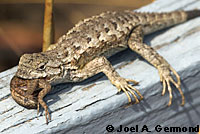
10 76 41 109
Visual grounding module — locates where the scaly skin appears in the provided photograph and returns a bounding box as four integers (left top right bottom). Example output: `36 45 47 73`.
10 76 38 109
10 9 200 124
10 76 51 124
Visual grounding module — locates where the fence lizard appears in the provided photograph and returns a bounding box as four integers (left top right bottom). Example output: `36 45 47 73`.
10 9 200 124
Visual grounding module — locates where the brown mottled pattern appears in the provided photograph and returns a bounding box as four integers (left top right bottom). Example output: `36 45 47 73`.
11 9 200 124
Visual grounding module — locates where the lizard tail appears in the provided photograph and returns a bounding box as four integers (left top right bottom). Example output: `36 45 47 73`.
142 10 200 35
186 9 200 20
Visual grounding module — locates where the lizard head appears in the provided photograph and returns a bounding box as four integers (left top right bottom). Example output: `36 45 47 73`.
16 51 63 80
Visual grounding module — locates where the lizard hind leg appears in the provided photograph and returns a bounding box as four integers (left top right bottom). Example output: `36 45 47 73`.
127 25 185 106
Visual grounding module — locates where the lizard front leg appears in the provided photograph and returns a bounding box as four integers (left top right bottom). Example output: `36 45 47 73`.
24 78 51 124
38 79 51 124
74 56 143 104
128 26 184 106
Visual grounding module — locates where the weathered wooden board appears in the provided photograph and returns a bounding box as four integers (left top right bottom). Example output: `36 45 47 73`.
0 0 200 133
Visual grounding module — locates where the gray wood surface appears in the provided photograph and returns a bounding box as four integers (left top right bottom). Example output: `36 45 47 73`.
0 0 200 133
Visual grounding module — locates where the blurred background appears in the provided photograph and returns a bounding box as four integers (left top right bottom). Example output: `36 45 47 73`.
0 0 153 72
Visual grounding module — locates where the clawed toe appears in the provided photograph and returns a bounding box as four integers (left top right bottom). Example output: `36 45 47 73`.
160 67 185 106
126 79 139 85
37 102 40 115
115 78 143 104
45 108 51 124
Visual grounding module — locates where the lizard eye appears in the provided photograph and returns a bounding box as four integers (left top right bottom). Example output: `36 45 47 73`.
38 63 46 70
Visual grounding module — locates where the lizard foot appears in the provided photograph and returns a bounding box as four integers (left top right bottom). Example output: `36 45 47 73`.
112 77 143 104
37 101 51 124
158 66 184 106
